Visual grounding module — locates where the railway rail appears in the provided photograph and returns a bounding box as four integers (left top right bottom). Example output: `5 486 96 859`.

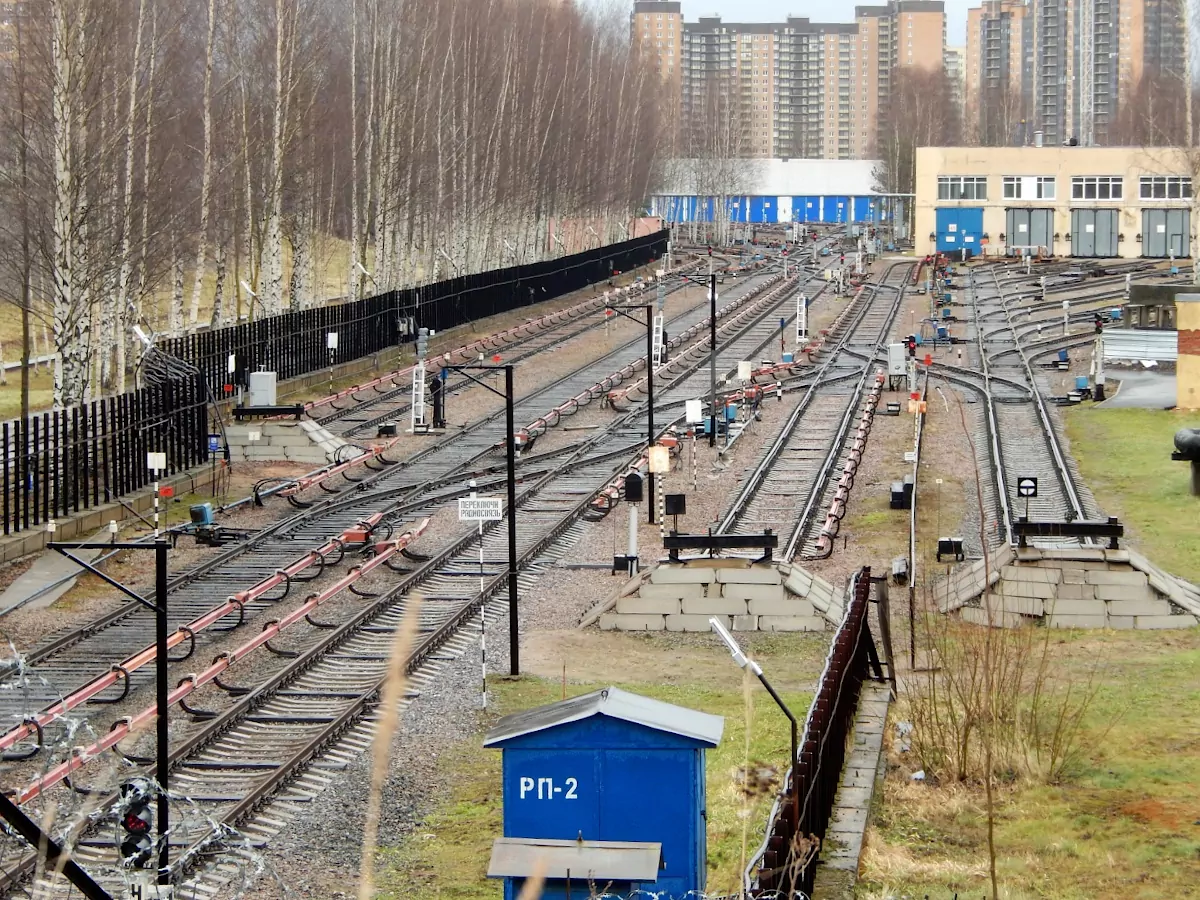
0 238 850 897
716 263 913 559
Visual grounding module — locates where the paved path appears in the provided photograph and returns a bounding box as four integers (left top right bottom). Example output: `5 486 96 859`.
1102 369 1177 408
814 679 891 897
0 530 108 615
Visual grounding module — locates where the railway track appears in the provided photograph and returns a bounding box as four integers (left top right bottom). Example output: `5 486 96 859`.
316 256 723 439
0 266 791 750
0 242 851 897
941 267 1102 548
716 263 913 559
0 244 846 899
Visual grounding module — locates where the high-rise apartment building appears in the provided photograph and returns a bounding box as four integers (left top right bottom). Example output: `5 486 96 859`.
944 44 966 120
963 0 1186 146
964 0 1034 143
632 0 947 161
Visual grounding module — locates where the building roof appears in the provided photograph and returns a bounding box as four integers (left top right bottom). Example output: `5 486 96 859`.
487 838 665 881
655 158 881 198
483 686 724 748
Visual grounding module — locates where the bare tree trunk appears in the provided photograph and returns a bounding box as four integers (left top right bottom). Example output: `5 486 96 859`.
210 243 227 328
261 0 289 315
188 0 218 332
51 0 86 408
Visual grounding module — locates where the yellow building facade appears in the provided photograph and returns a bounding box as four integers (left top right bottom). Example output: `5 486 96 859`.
915 145 1196 260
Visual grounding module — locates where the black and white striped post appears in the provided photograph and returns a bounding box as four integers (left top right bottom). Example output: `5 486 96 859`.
147 452 166 538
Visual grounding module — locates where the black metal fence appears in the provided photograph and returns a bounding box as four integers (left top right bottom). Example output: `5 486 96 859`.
160 231 669 397
753 568 882 897
0 234 668 537
2 375 209 535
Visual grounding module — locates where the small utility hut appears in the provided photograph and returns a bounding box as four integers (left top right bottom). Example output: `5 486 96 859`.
483 687 724 899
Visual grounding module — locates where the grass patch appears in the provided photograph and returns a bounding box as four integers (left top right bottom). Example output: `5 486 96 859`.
1064 406 1200 583
861 628 1200 899
379 633 826 899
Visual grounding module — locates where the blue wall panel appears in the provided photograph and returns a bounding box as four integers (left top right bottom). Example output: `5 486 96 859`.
852 197 875 223
825 197 850 223
795 197 820 222
935 207 984 255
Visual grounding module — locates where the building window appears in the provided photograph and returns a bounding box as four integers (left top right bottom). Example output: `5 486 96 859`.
1071 176 1123 200
1139 176 1193 199
1003 176 1056 199
938 176 988 201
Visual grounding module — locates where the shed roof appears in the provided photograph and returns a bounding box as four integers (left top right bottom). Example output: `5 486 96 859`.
654 158 880 198
483 686 724 748
487 837 664 881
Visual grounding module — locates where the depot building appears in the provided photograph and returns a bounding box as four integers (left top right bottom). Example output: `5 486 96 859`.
915 145 1195 260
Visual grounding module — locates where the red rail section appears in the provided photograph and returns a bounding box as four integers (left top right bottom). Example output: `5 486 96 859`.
277 440 401 497
0 514 388 755
814 373 885 554
606 273 799 410
14 518 429 805
517 272 788 441
299 260 702 417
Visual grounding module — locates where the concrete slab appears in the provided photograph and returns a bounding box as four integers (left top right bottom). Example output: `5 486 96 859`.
1135 614 1199 629
758 615 827 632
666 614 729 632
649 566 715 585
681 596 748 616
638 583 705 601
0 532 112 613
1044 598 1107 616
599 613 664 631
747 598 816 617
716 566 782 585
732 615 759 631
614 596 680 615
1106 598 1174 617
722 583 786 603
1048 614 1108 629
1087 570 1150 587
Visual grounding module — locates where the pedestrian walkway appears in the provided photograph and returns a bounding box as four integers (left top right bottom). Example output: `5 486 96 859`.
0 531 108 616
813 679 891 898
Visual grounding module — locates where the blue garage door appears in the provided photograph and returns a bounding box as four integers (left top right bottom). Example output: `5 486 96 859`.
852 197 875 223
749 197 769 222
725 197 746 222
696 198 715 223
936 208 984 256
794 197 820 223
824 197 849 223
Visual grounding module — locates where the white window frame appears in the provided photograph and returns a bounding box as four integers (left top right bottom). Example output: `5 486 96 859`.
938 176 988 201
1139 176 1193 200
1071 176 1123 201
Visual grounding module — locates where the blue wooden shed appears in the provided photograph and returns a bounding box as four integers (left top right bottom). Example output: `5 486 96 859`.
483 687 724 900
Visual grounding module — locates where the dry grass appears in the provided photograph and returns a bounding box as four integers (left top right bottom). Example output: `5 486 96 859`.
862 628 1200 900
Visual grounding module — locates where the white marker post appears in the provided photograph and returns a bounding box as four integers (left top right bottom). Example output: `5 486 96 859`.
685 399 703 489
796 293 807 348
147 452 167 538
459 491 503 708
326 331 339 396
648 445 671 541
1062 299 1070 337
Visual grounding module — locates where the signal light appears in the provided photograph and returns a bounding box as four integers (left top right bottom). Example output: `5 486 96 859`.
118 779 154 869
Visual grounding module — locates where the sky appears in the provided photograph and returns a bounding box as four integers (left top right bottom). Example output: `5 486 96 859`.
622 0 973 46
